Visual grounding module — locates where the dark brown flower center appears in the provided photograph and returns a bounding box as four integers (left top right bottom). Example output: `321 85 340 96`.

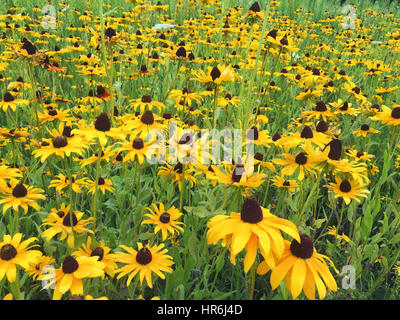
290 235 314 259
56 210 65 218
62 256 79 274
280 37 289 46
295 152 307 165
132 138 144 149
140 64 148 72
249 1 261 12
52 136 68 148
267 29 278 39
96 86 106 96
98 177 105 185
12 183 27 198
172 162 183 174
62 212 78 227
3 92 14 102
179 133 192 145
94 113 111 132
391 107 400 119
254 152 263 161
48 109 58 116
316 120 328 133
272 133 281 141
300 126 313 139
0 244 17 261
105 27 116 39
339 179 352 193
247 126 259 140
141 110 154 125
163 113 172 120
210 67 221 81
352 87 361 94
339 102 349 111
136 248 152 265
90 247 104 261
141 95 152 103
326 139 342 160
21 38 37 55
232 164 245 183
315 101 327 112
360 124 370 131
159 212 170 223
62 126 74 138
176 46 186 58
283 180 290 186
240 197 263 224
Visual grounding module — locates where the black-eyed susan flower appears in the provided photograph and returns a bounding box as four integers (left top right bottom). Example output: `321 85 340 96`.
40 205 93 248
115 242 174 288
128 95 165 113
258 235 338 300
27 254 55 280
271 176 299 192
142 203 185 240
326 176 370 205
73 112 124 147
0 92 29 112
49 174 88 194
0 179 45 214
158 163 197 191
352 124 380 137
114 136 156 164
273 150 317 181
32 132 87 163
87 177 114 195
0 233 41 283
72 237 118 278
123 110 165 140
43 255 105 300
190 65 235 85
327 226 350 243
371 105 400 126
207 198 300 273
0 165 22 191
212 163 267 188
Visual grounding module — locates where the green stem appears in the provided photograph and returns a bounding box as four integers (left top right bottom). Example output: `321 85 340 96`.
179 164 186 212
64 157 76 248
26 62 42 140
212 85 219 128
334 201 346 247
91 146 102 236
249 263 256 300
296 170 324 225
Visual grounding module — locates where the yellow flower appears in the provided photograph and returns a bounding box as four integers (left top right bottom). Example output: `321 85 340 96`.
207 198 300 273
326 176 370 205
258 235 338 300
42 255 105 300
0 179 45 214
190 65 235 85
0 233 41 283
115 243 174 288
142 203 185 240
72 237 118 278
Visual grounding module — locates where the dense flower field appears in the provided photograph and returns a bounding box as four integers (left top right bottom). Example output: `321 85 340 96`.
0 0 400 300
